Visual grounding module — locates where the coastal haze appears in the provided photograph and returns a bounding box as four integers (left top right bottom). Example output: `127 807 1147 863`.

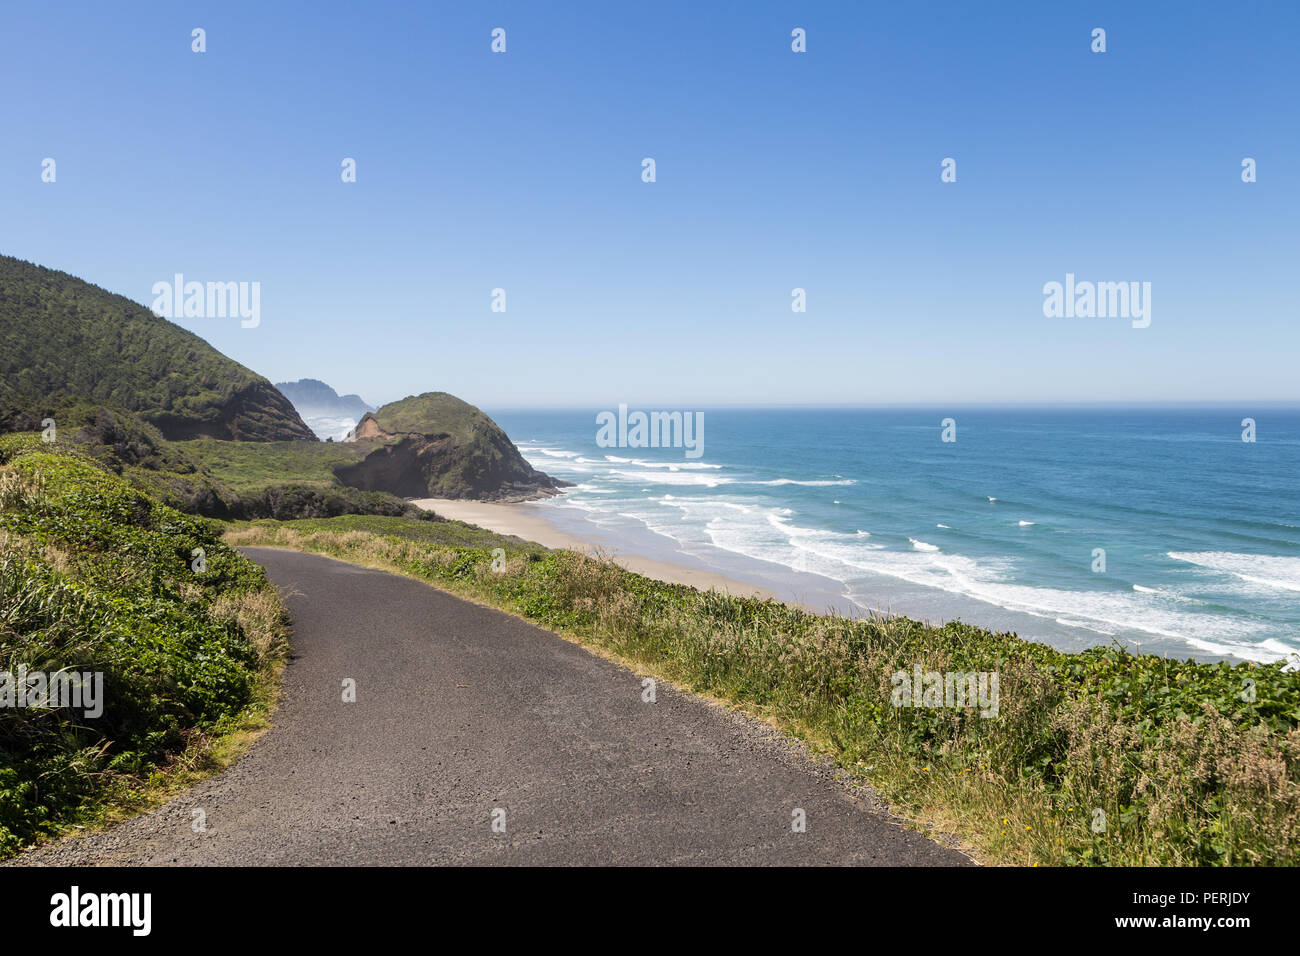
274 379 374 441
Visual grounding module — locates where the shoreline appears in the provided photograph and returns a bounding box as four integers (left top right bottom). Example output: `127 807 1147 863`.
411 495 1281 667
411 497 779 602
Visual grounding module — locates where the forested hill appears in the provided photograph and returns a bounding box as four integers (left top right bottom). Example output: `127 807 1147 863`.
0 255 314 442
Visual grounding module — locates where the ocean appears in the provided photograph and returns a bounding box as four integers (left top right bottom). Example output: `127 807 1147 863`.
488 406 1300 665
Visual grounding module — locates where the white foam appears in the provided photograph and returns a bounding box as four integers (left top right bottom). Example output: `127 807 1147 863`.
521 453 593 474
1055 617 1116 636
603 457 721 470
1019 520 1035 527
609 469 731 488
1130 584 1201 604
1168 551 1300 593
642 502 1286 661
766 513 837 538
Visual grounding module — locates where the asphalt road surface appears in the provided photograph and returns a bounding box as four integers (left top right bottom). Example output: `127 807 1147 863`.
12 548 971 866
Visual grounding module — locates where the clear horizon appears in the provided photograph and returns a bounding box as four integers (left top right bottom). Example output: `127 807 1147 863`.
3 0 1297 408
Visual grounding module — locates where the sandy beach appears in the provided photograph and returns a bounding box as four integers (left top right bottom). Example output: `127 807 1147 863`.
411 497 777 601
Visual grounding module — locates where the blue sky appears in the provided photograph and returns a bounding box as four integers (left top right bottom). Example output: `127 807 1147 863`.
2 1 1296 408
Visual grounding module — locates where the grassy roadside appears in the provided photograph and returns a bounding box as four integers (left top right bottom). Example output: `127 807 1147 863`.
0 436 289 857
225 521 1300 867
233 513 550 554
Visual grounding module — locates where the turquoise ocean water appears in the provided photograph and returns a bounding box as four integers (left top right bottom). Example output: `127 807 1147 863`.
489 407 1300 665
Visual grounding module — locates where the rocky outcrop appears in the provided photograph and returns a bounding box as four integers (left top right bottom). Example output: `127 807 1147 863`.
335 393 565 501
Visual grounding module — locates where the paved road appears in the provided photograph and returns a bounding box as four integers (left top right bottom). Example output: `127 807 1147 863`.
13 548 971 866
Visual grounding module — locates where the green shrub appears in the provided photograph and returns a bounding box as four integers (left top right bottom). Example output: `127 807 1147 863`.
0 444 285 853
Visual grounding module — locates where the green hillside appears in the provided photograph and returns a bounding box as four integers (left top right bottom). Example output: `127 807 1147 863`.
0 255 314 442
370 391 489 439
